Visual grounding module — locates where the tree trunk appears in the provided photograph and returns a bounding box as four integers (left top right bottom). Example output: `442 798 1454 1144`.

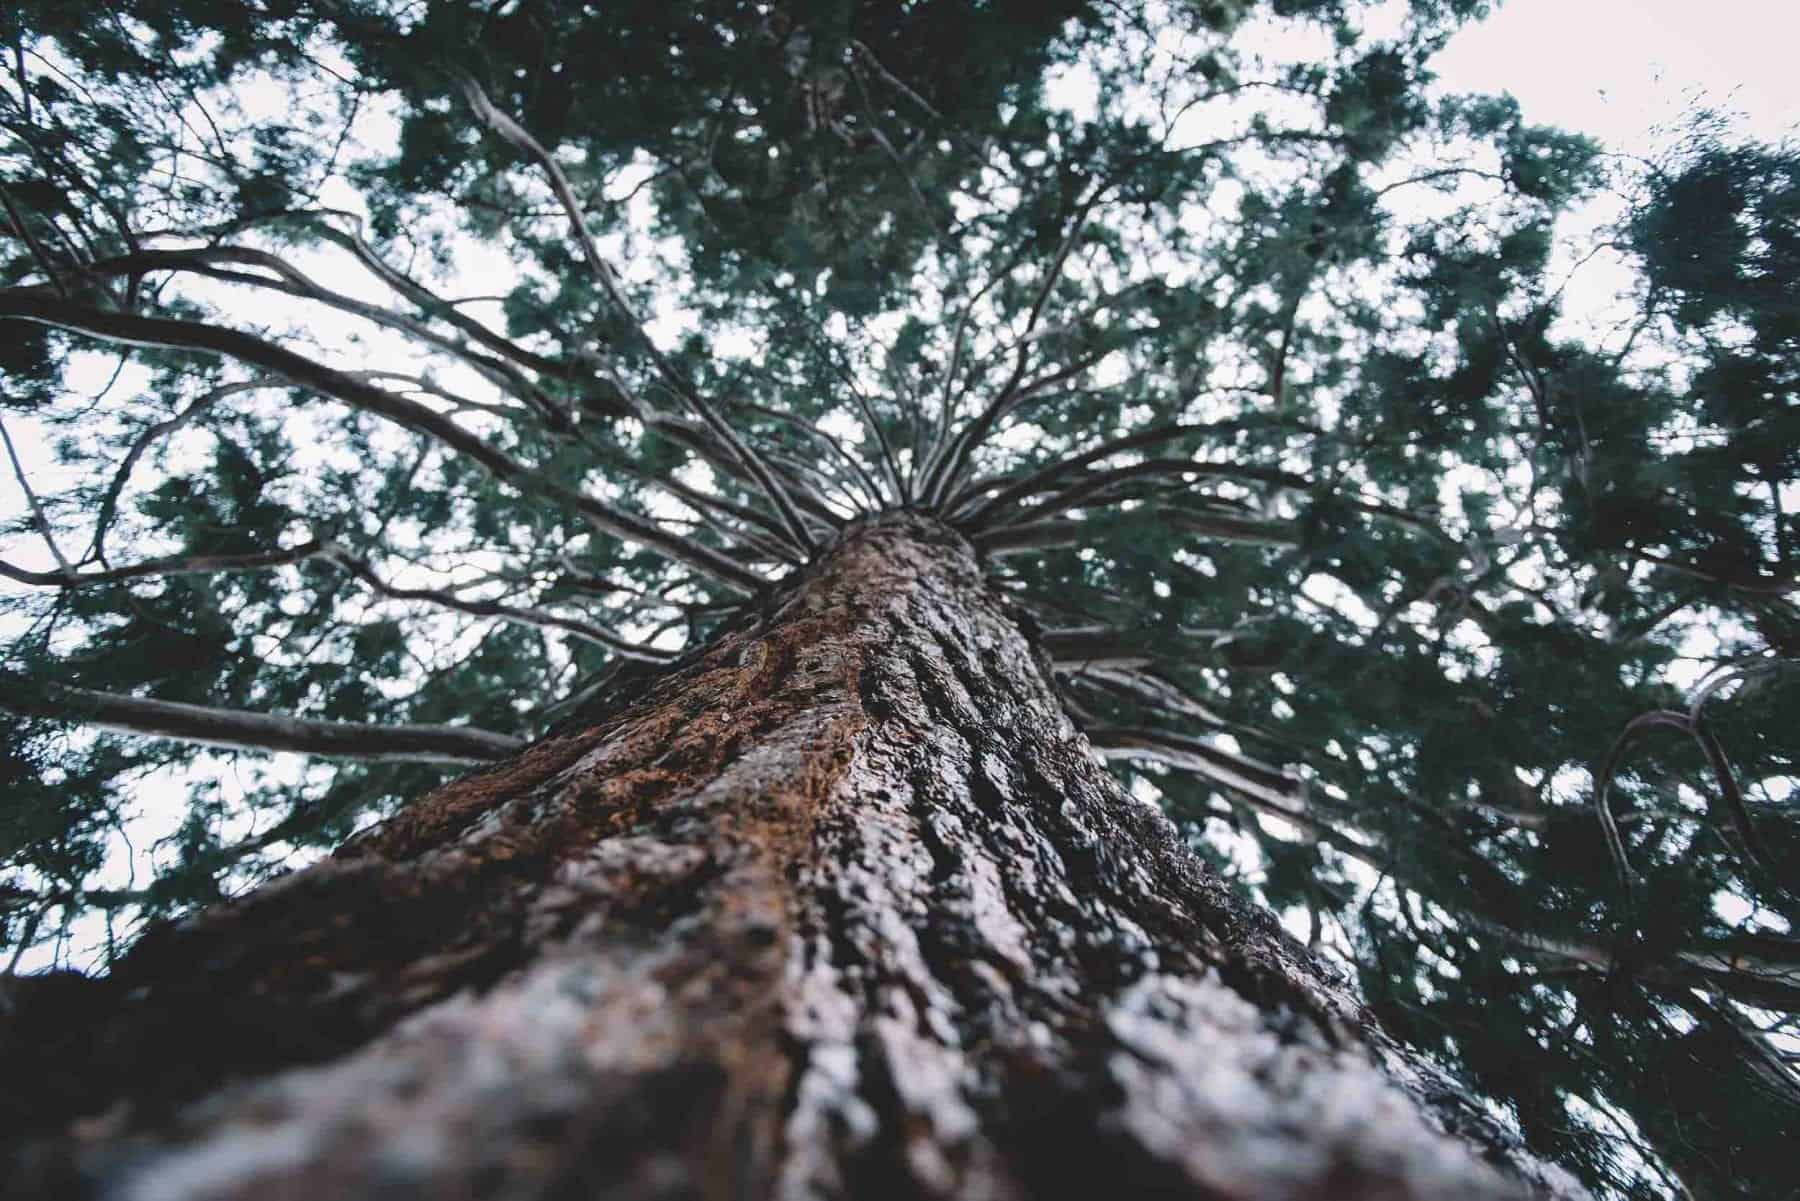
1 514 1580 1200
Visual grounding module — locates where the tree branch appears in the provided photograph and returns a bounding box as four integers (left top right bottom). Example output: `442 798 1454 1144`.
0 291 767 595
1 540 330 589
920 185 1108 507
1 676 526 763
51 245 574 430
1088 724 1309 821
452 70 818 554
0 412 74 575
325 549 675 662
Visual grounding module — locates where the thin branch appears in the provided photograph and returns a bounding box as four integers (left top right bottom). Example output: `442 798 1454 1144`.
849 383 907 506
326 549 674 662
1 540 330 589
920 184 1109 507
88 378 273 565
1633 548 1798 596
1089 724 1309 822
913 239 1045 496
0 180 72 299
975 506 1298 555
1 676 526 763
56 245 570 428
452 70 816 554
0 412 73 574
0 292 766 595
950 420 1246 520
1041 626 1161 669
740 400 885 512
612 461 805 564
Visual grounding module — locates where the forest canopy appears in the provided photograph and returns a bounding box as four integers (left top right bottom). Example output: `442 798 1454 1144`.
1 2 1794 1197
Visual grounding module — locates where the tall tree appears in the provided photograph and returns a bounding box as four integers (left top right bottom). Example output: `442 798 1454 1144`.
0 2 1793 1197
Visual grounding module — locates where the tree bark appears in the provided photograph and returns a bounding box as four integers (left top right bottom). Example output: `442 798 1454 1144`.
0 513 1581 1200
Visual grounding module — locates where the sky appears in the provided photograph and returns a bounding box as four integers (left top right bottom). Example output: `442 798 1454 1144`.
1434 0 1798 145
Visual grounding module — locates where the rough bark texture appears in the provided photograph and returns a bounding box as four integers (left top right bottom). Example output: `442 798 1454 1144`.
1 514 1581 1200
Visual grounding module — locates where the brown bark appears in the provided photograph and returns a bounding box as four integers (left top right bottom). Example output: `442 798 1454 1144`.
0 514 1580 1200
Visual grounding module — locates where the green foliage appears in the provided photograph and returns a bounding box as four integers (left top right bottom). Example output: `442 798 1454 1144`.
2 2 1795 1196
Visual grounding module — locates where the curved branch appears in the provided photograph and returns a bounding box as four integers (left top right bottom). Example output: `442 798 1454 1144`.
40 246 572 429
950 420 1239 521
452 71 817 554
1593 693 1780 916
87 378 275 566
1 540 330 589
1088 724 1309 821
987 459 1298 531
326 550 676 663
0 292 766 595
975 507 1298 555
1 676 525 764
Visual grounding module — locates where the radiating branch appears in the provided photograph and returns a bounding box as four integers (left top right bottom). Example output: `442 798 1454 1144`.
949 420 1246 521
975 507 1298 555
920 185 1109 507
452 70 818 554
0 291 766 595
325 549 675 662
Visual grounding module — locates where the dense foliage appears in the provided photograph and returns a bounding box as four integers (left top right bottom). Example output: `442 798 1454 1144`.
1 2 1793 1196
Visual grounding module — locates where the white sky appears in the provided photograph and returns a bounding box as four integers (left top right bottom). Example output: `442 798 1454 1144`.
1434 0 1799 145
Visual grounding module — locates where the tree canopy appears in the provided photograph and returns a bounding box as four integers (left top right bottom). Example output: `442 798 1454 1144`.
1 2 1794 1196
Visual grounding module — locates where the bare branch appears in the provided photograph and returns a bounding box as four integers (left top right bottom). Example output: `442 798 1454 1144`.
1 540 330 589
0 180 73 299
1159 504 1301 546
451 70 818 553
1061 664 1234 729
1 676 525 763
1041 626 1160 669
984 459 1292 532
51 245 572 429
920 185 1108 507
1089 724 1309 822
88 378 275 565
0 292 767 595
613 462 805 564
0 412 74 574
975 507 1297 555
849 384 908 506
325 549 676 663
950 421 1238 521
1633 549 1799 596
740 401 885 512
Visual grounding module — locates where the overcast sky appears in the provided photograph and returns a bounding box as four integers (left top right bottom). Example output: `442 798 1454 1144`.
1434 0 1797 145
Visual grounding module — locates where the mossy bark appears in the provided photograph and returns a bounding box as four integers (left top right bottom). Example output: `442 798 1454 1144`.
1 514 1578 1200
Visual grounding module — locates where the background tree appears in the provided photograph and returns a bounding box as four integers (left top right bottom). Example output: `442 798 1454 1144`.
0 1 1793 1197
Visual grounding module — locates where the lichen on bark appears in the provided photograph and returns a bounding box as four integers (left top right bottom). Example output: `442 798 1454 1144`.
0 513 1582 1200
